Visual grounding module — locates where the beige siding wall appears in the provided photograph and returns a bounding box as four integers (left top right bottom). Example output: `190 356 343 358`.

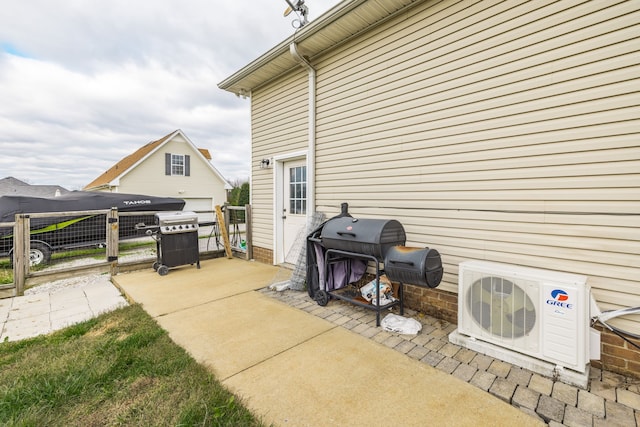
251 69 309 252
310 0 640 332
117 135 227 206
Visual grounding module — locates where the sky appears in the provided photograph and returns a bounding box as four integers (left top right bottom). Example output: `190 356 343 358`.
0 0 339 190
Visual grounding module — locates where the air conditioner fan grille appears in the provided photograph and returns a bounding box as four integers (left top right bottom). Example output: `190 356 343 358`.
467 276 536 339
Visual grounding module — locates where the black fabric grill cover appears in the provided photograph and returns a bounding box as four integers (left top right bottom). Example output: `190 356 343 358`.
306 204 355 300
320 217 406 261
384 246 443 288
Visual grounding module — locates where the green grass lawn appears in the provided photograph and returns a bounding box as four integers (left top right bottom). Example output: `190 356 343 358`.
0 267 10 285
0 305 267 426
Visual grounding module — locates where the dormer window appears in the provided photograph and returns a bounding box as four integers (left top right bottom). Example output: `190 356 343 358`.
165 153 190 176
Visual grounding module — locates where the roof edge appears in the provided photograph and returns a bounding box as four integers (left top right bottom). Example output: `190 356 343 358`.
218 0 370 93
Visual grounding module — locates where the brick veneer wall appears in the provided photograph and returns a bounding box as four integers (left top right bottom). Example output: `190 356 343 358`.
251 246 273 264
590 324 640 378
403 284 458 324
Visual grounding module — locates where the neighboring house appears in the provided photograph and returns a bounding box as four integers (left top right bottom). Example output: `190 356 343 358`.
219 0 640 377
84 130 230 218
0 176 69 197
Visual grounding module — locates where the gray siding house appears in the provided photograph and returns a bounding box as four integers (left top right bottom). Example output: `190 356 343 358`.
0 177 69 197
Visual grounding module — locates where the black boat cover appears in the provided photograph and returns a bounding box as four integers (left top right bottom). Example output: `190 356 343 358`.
0 191 185 223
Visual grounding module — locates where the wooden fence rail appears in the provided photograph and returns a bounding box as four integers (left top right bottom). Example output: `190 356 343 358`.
1 205 251 298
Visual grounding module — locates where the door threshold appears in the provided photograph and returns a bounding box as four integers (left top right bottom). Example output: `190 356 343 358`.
278 262 295 270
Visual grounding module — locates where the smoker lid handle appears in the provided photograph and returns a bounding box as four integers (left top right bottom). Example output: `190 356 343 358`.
336 231 356 237
388 259 414 266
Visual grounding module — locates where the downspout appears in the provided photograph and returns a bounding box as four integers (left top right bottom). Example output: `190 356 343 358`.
289 42 316 215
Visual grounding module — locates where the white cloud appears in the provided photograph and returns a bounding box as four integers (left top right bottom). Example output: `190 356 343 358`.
0 0 338 190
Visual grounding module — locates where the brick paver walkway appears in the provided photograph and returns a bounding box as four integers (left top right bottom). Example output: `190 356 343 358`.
260 287 640 427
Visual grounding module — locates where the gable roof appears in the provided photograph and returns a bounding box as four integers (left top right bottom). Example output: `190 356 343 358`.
218 0 419 95
84 129 228 190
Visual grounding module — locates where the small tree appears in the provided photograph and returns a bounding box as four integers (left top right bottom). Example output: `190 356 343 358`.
236 182 249 207
229 181 249 206
229 181 249 223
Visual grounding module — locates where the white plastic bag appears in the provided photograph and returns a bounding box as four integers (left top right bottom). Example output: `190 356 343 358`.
381 313 422 335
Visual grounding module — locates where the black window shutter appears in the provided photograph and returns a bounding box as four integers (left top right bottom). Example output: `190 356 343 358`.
165 153 171 175
185 155 190 176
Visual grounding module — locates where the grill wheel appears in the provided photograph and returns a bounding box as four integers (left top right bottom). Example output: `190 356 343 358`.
314 290 330 306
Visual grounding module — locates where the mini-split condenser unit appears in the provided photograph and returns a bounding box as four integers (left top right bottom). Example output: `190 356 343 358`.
449 260 600 387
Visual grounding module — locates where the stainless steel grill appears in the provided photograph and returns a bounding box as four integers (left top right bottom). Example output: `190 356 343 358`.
148 211 200 275
156 211 199 234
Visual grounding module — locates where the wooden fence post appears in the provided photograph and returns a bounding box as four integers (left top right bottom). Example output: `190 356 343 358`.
107 208 119 275
13 214 29 296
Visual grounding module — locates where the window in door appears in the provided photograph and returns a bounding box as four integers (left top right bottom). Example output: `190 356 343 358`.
289 166 306 215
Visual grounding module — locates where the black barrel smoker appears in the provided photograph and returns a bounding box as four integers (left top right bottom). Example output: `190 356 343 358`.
307 203 443 325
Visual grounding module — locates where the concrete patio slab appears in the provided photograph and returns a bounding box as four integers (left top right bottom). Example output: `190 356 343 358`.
2 313 51 341
223 326 537 427
156 291 334 380
113 258 281 317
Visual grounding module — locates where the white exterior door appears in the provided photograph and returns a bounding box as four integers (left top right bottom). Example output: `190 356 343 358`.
282 160 307 263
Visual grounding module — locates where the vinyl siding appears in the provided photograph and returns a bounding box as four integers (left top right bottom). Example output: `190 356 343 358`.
309 0 640 332
251 69 309 252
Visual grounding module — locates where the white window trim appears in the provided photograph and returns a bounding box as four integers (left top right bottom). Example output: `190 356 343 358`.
171 154 185 176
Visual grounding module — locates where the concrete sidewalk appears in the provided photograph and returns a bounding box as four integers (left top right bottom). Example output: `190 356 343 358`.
0 275 128 342
113 257 543 427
